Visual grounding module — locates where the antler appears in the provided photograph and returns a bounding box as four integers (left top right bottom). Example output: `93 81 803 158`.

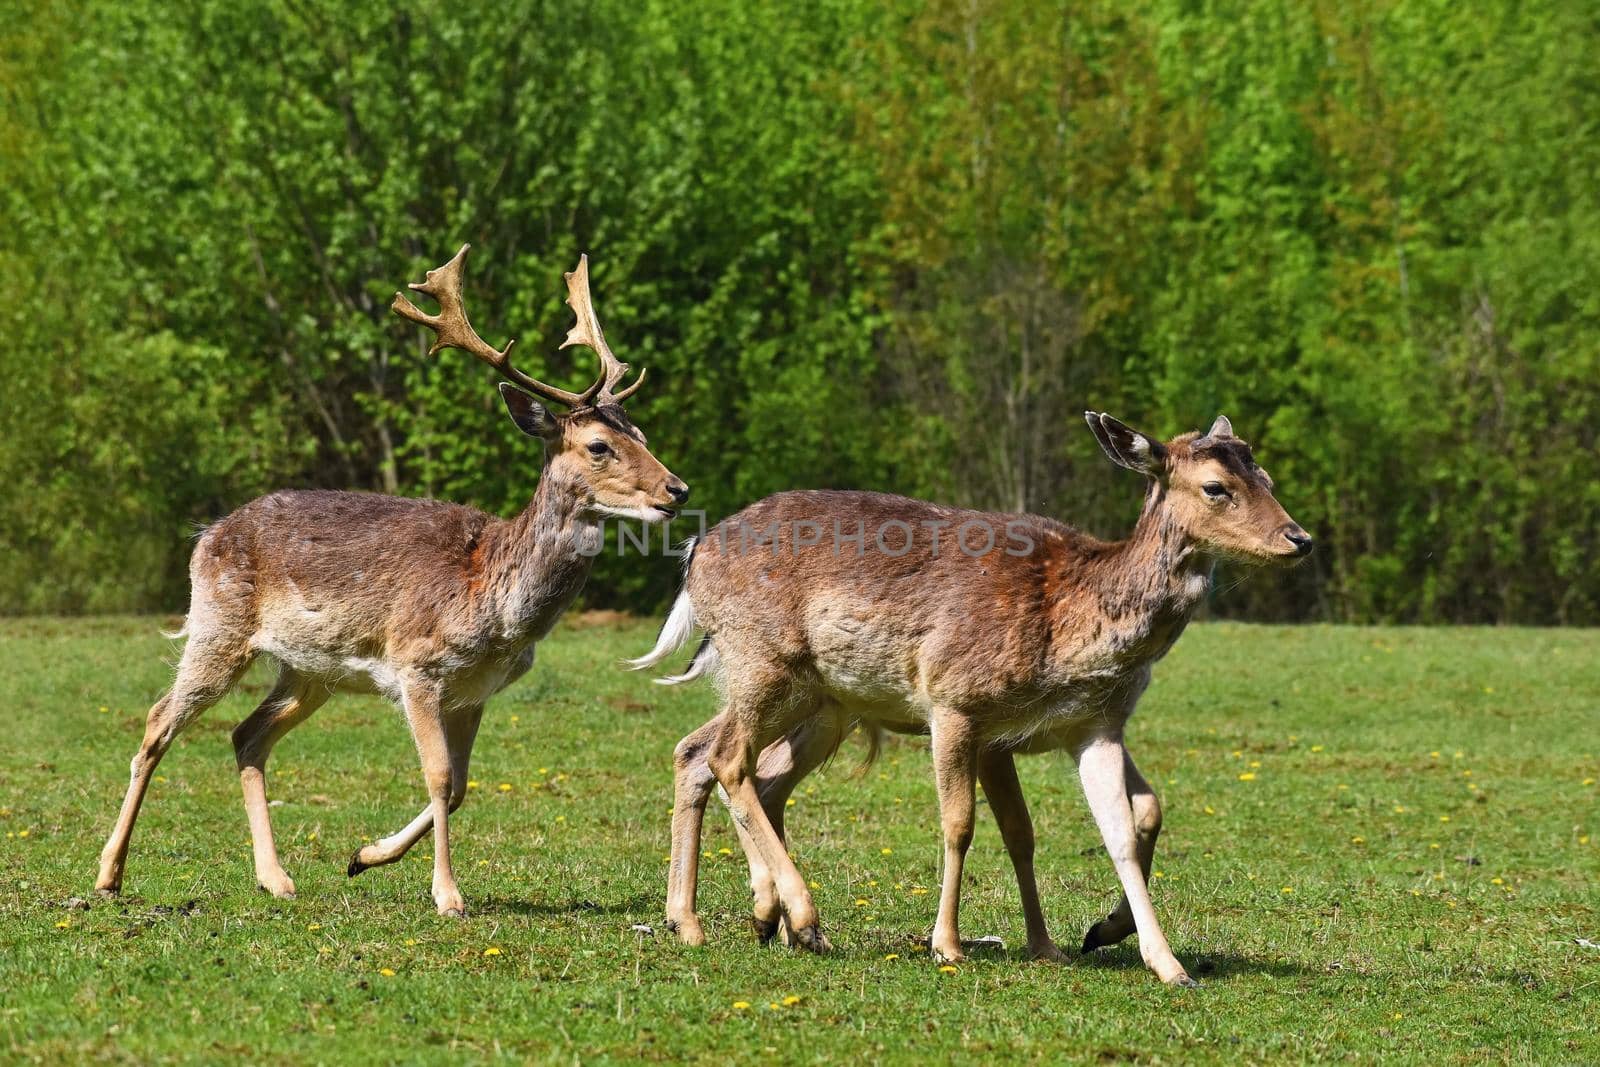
391 244 591 408
561 254 646 404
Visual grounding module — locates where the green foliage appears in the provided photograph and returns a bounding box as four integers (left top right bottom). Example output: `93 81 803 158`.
2 618 1597 1060
1 0 1596 621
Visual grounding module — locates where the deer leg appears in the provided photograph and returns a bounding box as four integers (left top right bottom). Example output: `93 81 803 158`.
665 717 721 945
928 708 978 963
96 636 252 895
233 670 329 898
1076 735 1192 986
1082 749 1162 955
977 748 1066 962
397 681 465 917
349 704 483 876
743 714 839 945
705 703 827 953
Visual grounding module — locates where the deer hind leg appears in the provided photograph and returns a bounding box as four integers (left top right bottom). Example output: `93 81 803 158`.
746 713 840 946
704 681 829 953
1076 736 1191 986
1080 748 1162 956
233 669 330 898
977 748 1067 963
348 703 483 878
928 707 979 963
665 716 723 945
96 634 254 895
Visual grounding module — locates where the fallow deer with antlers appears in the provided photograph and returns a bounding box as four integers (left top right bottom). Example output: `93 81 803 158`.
632 412 1309 985
96 246 686 916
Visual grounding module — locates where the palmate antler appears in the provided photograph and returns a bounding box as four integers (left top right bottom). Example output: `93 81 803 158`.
392 245 645 409
562 254 647 404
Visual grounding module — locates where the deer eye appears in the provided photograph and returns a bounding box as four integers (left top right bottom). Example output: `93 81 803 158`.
586 440 611 457
1202 481 1229 500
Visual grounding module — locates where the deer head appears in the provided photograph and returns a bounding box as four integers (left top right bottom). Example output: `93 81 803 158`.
394 246 688 522
1085 412 1312 564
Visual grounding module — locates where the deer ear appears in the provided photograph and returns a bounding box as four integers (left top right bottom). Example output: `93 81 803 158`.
1084 411 1167 476
499 383 561 442
1206 414 1234 439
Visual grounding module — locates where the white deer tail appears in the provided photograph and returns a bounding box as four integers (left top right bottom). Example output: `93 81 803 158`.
625 538 715 684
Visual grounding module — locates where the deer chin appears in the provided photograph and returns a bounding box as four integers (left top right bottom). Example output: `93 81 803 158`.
590 502 675 524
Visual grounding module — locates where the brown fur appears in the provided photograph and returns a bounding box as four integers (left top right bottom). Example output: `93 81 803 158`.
98 261 686 917
647 413 1309 985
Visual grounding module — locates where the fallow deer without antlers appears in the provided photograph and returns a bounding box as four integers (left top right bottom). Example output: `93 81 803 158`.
632 413 1309 985
96 246 686 916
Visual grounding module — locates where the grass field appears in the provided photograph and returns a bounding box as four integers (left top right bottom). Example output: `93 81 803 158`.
1 615 1596 1064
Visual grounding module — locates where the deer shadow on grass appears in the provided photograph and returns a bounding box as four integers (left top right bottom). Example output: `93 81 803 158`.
1076 942 1318 980
475 893 656 918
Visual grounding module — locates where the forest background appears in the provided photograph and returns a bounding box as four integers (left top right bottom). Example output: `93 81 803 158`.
2 0 1595 623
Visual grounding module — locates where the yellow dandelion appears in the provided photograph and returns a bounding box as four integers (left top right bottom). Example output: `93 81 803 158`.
808 881 820 889
1429 751 1440 759
307 832 318 841
483 946 503 956
782 995 801 1006
1281 886 1294 894
317 946 333 955
1237 773 1256 781
718 847 733 857
1393 805 1406 814
1153 870 1165 879
17 830 29 838
1482 686 1493 694
538 767 548 775
1311 745 1324 753
510 715 519 723
1337 784 1349 791
55 919 70 929
785 798 796 807
939 965 959 974
732 1001 751 1011
911 887 929 896
1581 836 1591 845
884 953 900 961
99 705 109 712
1248 760 1262 769
478 859 488 866
1393 1012 1403 1021
497 783 512 792
1203 806 1216 815
1439 815 1450 822
1429 843 1441 850
307 923 322 931
1490 877 1504 886
378 967 396 977
1351 836 1365 844
854 898 870 907
467 780 480 790
554 815 565 823
1447 901 1458 908
1584 778 1596 786
404 938 417 946
867 879 878 887
881 848 893 855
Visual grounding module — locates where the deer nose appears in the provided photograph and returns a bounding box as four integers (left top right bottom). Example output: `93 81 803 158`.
667 479 690 505
1282 525 1313 557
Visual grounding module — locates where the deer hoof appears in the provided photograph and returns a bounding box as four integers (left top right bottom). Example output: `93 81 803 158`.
1168 973 1201 989
1081 918 1128 954
751 916 780 944
439 905 466 919
346 851 369 878
790 924 831 954
95 885 121 899
1027 941 1070 964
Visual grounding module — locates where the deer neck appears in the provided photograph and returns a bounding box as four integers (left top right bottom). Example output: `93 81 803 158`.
480 464 601 641
1066 482 1211 662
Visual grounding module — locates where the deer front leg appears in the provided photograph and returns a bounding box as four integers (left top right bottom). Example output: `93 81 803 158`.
400 682 466 917
1081 748 1162 955
233 671 329 898
977 748 1066 962
929 708 978 964
348 704 483 877
1076 735 1192 986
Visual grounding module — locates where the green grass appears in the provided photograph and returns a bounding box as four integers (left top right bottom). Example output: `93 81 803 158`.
1 616 1597 1064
